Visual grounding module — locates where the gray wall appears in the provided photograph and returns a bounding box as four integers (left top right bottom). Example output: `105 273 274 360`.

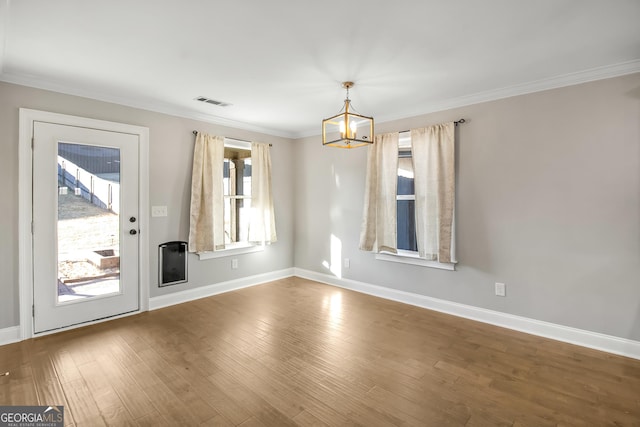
2 74 639 342
293 73 640 341
0 82 295 329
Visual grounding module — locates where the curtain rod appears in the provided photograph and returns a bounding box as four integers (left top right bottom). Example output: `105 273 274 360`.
192 130 272 146
398 118 466 134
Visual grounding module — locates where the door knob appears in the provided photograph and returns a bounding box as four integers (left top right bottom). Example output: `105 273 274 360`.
129 229 137 235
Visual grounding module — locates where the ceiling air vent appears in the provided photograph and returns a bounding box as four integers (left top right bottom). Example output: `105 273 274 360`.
195 96 232 107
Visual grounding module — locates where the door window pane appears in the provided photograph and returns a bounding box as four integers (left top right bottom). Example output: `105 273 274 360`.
57 143 121 302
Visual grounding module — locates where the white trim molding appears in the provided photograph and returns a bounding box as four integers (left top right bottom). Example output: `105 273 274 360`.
8 264 639 360
18 109 150 340
150 268 295 310
0 326 20 346
197 243 264 260
0 71 295 139
369 60 640 136
376 250 455 270
2 61 639 140
293 268 640 361
7 266 294 344
0 0 8 73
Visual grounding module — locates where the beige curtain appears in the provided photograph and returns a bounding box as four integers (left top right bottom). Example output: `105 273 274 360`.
188 133 225 252
248 142 277 244
359 132 399 253
411 123 456 263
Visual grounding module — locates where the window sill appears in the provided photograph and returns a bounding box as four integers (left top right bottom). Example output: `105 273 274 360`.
376 250 456 271
197 243 264 260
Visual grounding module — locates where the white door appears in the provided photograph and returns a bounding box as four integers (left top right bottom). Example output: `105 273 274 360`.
32 121 140 333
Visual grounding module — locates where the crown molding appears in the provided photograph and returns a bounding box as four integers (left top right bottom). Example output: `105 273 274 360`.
294 60 640 139
1 59 638 140
374 60 640 130
0 0 9 73
0 70 297 139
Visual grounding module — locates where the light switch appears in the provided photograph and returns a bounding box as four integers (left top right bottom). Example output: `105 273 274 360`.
151 206 167 217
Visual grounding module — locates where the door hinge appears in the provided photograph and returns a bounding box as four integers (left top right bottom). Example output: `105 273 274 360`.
32 305 35 317
31 137 34 149
31 221 34 234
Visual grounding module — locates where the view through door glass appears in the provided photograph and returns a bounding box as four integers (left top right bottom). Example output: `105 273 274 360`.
32 119 139 334
57 143 121 302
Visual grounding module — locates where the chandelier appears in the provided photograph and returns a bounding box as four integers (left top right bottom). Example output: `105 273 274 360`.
322 82 374 148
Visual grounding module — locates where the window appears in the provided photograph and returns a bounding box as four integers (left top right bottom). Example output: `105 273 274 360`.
397 134 417 252
195 138 263 260
375 131 456 270
189 133 276 259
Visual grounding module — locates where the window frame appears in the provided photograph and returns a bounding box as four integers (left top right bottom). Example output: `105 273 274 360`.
197 138 264 260
223 155 250 245
375 132 455 271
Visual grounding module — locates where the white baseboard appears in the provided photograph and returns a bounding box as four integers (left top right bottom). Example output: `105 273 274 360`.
294 268 640 361
1 269 294 345
0 326 21 346
149 268 295 310
7 267 638 361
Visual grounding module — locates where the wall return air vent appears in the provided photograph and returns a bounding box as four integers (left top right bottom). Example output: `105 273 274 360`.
195 96 232 107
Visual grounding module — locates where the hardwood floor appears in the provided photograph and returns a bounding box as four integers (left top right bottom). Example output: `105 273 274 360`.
1 277 639 426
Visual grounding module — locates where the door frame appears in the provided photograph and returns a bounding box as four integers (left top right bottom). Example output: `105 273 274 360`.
18 108 150 339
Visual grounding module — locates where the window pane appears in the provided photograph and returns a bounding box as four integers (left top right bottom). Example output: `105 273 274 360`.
223 144 252 245
238 198 251 242
57 143 121 302
224 196 251 244
223 159 231 196
224 158 250 196
398 155 414 195
397 200 417 251
223 196 233 244
243 159 252 197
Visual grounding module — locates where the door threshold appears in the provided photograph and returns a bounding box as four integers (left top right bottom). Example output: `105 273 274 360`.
33 308 141 338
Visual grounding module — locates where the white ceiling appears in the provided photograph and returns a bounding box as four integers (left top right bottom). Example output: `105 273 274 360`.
1 0 639 138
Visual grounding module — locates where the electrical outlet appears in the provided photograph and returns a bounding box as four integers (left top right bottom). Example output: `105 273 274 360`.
495 282 506 297
343 258 350 268
151 205 168 217
231 259 238 269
